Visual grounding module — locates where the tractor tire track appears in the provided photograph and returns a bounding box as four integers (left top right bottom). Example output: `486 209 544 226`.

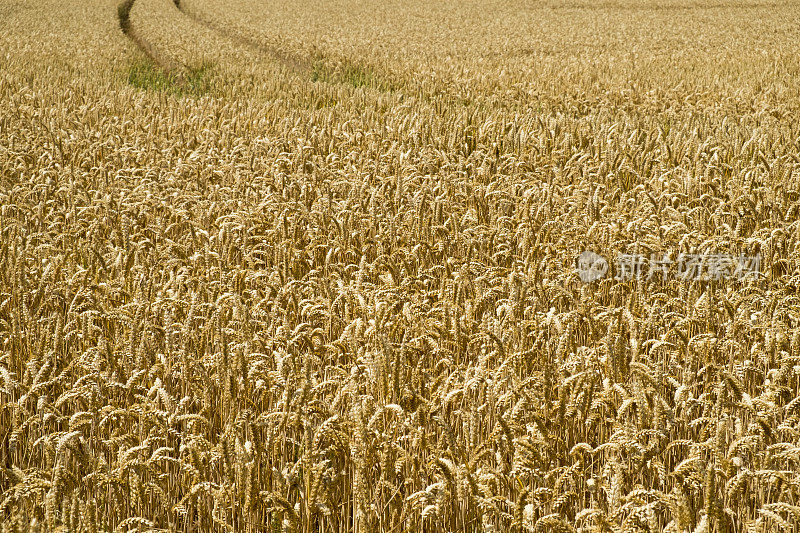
172 0 403 93
121 0 400 94
118 0 188 80
172 0 311 74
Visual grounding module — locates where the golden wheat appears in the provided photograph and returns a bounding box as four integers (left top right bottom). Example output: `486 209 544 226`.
2 0 800 532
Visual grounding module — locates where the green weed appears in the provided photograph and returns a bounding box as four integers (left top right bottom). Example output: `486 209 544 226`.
127 58 215 97
311 56 396 91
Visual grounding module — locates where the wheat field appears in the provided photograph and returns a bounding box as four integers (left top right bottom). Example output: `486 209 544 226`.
2 0 800 531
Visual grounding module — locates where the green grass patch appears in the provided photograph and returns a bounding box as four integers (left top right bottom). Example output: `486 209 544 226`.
127 58 215 97
128 58 177 92
310 55 397 92
310 60 333 84
184 61 215 95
